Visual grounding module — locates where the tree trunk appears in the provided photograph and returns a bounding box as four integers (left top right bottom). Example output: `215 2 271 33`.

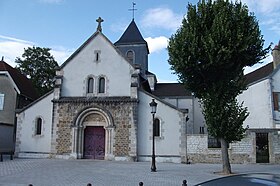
220 138 232 174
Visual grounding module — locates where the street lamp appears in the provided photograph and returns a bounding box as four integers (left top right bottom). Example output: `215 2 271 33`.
150 99 157 172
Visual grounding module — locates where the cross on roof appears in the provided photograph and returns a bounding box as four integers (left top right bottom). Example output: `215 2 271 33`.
128 2 137 20
96 17 104 32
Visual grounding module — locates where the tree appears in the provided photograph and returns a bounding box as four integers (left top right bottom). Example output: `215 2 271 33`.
168 0 270 174
16 46 59 97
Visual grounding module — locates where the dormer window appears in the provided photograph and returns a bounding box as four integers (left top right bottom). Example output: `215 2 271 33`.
94 50 101 62
126 50 134 63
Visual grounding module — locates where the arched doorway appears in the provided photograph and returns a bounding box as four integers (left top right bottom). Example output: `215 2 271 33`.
84 126 105 159
72 107 115 160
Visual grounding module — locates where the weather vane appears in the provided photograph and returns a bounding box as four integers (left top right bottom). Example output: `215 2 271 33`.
128 2 137 20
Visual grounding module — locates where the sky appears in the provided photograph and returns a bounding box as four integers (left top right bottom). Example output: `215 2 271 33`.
0 0 280 82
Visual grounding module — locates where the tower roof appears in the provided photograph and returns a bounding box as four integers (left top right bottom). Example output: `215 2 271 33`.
115 19 147 45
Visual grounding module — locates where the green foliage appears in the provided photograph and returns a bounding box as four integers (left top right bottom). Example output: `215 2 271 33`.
202 96 248 142
15 46 59 97
168 0 270 144
168 0 270 99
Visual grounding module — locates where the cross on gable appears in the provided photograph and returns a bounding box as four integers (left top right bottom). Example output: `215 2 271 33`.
128 2 137 20
96 17 104 32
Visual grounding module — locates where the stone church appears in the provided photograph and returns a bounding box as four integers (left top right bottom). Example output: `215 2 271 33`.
15 17 280 164
15 18 197 163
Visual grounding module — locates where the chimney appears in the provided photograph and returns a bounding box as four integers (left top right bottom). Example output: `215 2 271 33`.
1 56 4 61
273 41 280 69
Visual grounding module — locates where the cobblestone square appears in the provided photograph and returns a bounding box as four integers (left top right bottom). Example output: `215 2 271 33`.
0 157 279 186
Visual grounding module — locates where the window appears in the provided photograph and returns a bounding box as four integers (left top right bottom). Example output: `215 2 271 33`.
87 77 94 93
208 136 229 148
273 92 280 111
126 50 134 63
199 126 205 134
36 118 42 135
154 118 160 137
94 50 101 62
0 94 4 110
208 136 221 148
98 77 105 93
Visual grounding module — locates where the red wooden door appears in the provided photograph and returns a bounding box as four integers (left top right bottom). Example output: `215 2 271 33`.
84 126 105 159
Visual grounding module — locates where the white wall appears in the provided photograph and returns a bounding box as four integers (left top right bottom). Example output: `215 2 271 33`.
16 93 53 155
137 91 185 162
272 70 280 126
238 79 273 128
61 34 134 97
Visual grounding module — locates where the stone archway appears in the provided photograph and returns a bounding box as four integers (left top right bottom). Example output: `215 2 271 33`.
71 107 115 160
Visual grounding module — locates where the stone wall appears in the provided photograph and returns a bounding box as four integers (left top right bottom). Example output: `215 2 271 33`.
52 97 138 160
187 134 254 164
271 132 280 163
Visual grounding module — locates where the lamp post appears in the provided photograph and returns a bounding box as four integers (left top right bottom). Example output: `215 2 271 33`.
150 99 157 172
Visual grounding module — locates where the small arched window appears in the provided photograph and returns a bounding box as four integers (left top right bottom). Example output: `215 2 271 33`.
87 77 94 93
154 118 160 137
36 118 42 135
126 50 134 63
98 77 105 93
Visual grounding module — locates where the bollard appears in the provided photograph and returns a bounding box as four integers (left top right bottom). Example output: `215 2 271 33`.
182 179 187 186
87 184 92 186
28 184 33 186
139 181 144 186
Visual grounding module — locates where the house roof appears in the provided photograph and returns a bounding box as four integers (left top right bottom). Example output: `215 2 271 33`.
114 19 147 45
244 62 274 85
152 83 192 97
0 60 38 100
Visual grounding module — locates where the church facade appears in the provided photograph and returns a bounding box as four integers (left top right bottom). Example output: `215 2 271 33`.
15 18 280 164
15 19 193 163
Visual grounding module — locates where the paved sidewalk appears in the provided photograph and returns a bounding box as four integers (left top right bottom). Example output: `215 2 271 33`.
0 157 279 186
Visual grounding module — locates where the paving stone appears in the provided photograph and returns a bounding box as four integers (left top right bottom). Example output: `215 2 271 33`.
0 158 280 186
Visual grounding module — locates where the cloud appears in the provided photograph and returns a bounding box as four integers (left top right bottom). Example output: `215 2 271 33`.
244 55 273 74
141 7 183 31
50 46 73 65
241 0 280 14
240 0 280 41
145 36 168 53
0 36 34 67
0 35 71 67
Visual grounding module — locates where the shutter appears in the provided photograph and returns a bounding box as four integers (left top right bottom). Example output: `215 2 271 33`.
273 92 279 111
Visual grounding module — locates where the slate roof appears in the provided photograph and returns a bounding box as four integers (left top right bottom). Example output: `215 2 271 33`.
0 60 38 100
152 83 192 97
114 19 147 45
244 62 274 85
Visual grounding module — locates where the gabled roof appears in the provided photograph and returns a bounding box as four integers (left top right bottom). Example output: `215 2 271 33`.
153 83 192 97
60 30 135 69
244 62 274 85
0 60 38 100
114 19 147 45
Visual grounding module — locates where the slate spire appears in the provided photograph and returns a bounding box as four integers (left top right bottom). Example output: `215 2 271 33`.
115 19 147 45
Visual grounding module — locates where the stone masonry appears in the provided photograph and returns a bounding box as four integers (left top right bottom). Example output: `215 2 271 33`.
52 97 138 160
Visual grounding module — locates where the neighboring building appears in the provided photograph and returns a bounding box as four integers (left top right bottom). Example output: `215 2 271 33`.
187 43 280 164
0 59 37 151
15 17 280 164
